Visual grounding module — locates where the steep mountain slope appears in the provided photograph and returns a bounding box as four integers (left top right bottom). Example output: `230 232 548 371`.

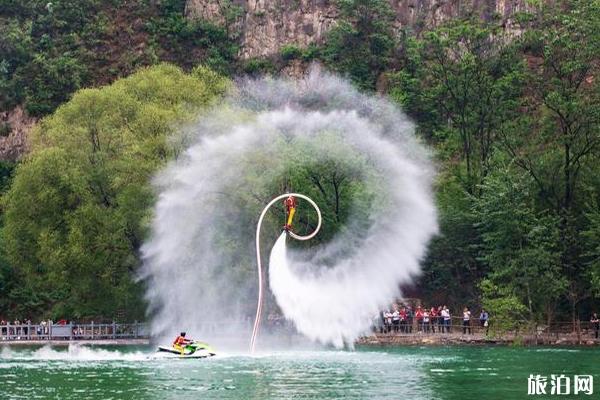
185 0 533 59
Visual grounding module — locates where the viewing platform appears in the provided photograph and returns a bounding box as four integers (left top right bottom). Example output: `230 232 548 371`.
361 317 600 346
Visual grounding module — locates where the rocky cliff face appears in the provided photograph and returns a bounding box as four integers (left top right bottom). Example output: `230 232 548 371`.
0 106 34 161
185 0 534 59
186 0 338 59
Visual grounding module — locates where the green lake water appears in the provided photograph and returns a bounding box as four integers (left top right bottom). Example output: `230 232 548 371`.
0 345 598 399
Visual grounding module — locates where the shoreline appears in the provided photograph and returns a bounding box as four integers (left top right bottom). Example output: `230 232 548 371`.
356 333 600 347
1 335 598 347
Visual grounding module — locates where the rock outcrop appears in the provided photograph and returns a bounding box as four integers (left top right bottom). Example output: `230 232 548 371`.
185 0 534 59
0 106 35 161
186 0 338 59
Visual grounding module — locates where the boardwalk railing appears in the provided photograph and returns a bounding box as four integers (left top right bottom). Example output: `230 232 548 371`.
0 322 149 341
2 318 597 342
374 316 600 340
0 320 286 342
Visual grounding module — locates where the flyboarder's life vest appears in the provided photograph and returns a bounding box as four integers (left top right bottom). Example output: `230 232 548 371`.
284 196 296 211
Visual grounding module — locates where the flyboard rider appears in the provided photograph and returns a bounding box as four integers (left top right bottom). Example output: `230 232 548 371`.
283 195 296 231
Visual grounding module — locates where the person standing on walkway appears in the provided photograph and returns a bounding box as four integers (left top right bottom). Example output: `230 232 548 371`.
462 307 471 334
479 309 489 335
429 307 437 333
384 310 393 333
399 307 407 333
415 306 424 332
423 309 430 333
591 313 599 339
392 309 400 333
441 306 451 333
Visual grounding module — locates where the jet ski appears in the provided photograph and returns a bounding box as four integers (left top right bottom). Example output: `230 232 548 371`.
157 340 216 358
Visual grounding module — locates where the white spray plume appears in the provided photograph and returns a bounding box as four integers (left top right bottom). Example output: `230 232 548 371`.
141 68 437 348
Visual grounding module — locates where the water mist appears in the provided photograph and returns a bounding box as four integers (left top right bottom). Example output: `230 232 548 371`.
141 68 438 350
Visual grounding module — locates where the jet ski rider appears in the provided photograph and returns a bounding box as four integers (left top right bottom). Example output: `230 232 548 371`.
173 332 192 355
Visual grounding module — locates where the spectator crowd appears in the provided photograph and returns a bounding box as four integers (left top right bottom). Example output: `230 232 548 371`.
0 318 71 340
376 304 489 335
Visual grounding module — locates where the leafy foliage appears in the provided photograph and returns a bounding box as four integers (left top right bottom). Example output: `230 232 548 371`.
144 0 239 74
397 1 600 325
390 19 525 192
280 44 303 61
322 0 396 90
474 168 566 323
479 279 528 334
0 0 237 116
1 64 228 320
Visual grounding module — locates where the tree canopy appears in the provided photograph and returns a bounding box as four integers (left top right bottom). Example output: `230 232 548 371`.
1 64 228 320
392 0 600 328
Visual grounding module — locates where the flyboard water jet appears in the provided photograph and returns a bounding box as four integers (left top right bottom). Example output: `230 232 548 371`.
250 193 322 353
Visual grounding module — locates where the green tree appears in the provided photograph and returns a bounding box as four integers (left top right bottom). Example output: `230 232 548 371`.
501 0 600 324
418 176 482 306
322 0 396 90
0 19 34 110
0 0 238 117
582 201 600 297
2 64 229 320
145 0 239 74
390 19 525 193
22 53 86 116
474 167 566 325
479 279 528 335
393 19 526 308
